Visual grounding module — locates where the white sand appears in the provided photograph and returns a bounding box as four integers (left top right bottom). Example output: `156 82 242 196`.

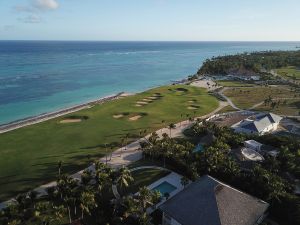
60 119 82 123
136 101 149 105
113 114 124 119
187 106 198 110
190 79 217 90
129 115 142 121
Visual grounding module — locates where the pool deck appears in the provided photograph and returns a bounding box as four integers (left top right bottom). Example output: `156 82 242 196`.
145 172 186 214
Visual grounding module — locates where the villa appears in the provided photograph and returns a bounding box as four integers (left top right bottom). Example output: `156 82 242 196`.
232 113 282 135
159 175 269 225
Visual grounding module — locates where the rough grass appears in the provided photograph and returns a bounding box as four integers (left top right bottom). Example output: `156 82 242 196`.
217 80 254 87
223 85 297 109
275 66 300 80
0 84 218 201
256 99 300 116
119 168 170 196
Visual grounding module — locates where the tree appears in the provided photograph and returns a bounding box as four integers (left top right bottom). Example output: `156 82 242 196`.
180 176 189 188
114 166 134 189
80 191 97 220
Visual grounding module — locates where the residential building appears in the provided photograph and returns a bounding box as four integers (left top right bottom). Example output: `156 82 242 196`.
232 113 282 135
159 175 269 225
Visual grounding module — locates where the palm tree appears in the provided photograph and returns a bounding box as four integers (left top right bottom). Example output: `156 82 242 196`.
80 191 97 220
161 120 166 134
180 176 189 188
115 166 134 189
168 123 176 137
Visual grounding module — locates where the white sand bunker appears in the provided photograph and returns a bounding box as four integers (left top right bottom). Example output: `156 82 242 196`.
188 100 197 103
113 114 124 119
129 115 142 121
135 104 142 107
136 101 149 105
188 106 199 110
142 98 153 102
148 96 159 100
60 119 82 123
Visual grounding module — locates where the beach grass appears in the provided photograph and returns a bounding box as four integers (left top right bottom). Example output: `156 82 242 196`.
0 84 218 201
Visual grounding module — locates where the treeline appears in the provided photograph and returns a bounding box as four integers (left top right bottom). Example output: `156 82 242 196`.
198 50 300 75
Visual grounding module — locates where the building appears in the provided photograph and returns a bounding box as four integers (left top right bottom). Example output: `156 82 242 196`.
159 175 269 225
232 113 282 135
244 140 263 152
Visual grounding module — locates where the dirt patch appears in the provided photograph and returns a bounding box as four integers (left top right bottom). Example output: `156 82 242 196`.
60 119 82 123
129 115 142 121
113 114 124 119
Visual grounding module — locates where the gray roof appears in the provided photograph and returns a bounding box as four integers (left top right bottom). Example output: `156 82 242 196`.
159 175 269 225
256 113 282 124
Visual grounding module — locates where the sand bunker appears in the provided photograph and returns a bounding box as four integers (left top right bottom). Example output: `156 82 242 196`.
148 97 159 100
60 119 82 123
135 104 142 107
142 98 153 102
188 100 197 103
188 106 198 110
113 114 124 119
129 115 142 121
136 101 149 105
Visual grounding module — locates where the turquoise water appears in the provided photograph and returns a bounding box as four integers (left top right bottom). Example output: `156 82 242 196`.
0 41 299 124
152 181 177 196
193 143 205 153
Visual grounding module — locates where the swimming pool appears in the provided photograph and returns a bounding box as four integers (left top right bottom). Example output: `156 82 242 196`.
152 181 177 196
193 143 205 153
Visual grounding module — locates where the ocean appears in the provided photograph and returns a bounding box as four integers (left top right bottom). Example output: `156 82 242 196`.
0 41 298 125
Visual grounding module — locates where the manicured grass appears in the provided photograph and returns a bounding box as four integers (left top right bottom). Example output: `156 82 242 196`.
256 99 300 116
223 85 298 109
120 168 170 196
275 66 300 80
217 80 254 87
0 84 218 201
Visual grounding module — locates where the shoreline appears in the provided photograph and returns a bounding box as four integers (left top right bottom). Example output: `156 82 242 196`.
0 78 189 134
0 92 126 134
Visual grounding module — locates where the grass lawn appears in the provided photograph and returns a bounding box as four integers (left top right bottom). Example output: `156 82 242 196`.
216 80 254 87
0 84 218 201
223 85 298 109
120 168 170 196
255 99 300 116
275 66 300 80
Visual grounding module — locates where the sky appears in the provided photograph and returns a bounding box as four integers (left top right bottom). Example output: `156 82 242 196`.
0 0 300 41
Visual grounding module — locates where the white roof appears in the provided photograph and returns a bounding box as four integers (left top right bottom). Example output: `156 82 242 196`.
244 140 263 147
241 148 264 161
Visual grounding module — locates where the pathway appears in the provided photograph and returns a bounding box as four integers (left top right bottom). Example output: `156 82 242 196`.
0 98 228 209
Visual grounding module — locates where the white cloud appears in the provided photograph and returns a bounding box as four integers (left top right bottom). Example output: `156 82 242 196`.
33 0 59 11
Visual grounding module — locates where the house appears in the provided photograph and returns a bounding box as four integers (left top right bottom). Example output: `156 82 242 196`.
159 175 269 225
232 113 282 135
244 140 263 152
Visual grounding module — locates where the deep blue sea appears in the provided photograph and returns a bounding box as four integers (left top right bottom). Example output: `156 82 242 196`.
0 41 299 124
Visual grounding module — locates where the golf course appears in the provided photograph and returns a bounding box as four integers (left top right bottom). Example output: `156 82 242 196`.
0 84 218 201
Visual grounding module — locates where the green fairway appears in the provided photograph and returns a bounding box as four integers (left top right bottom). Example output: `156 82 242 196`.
0 84 218 201
223 85 298 109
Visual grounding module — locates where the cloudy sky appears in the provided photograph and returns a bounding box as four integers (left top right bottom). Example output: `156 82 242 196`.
0 0 300 41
